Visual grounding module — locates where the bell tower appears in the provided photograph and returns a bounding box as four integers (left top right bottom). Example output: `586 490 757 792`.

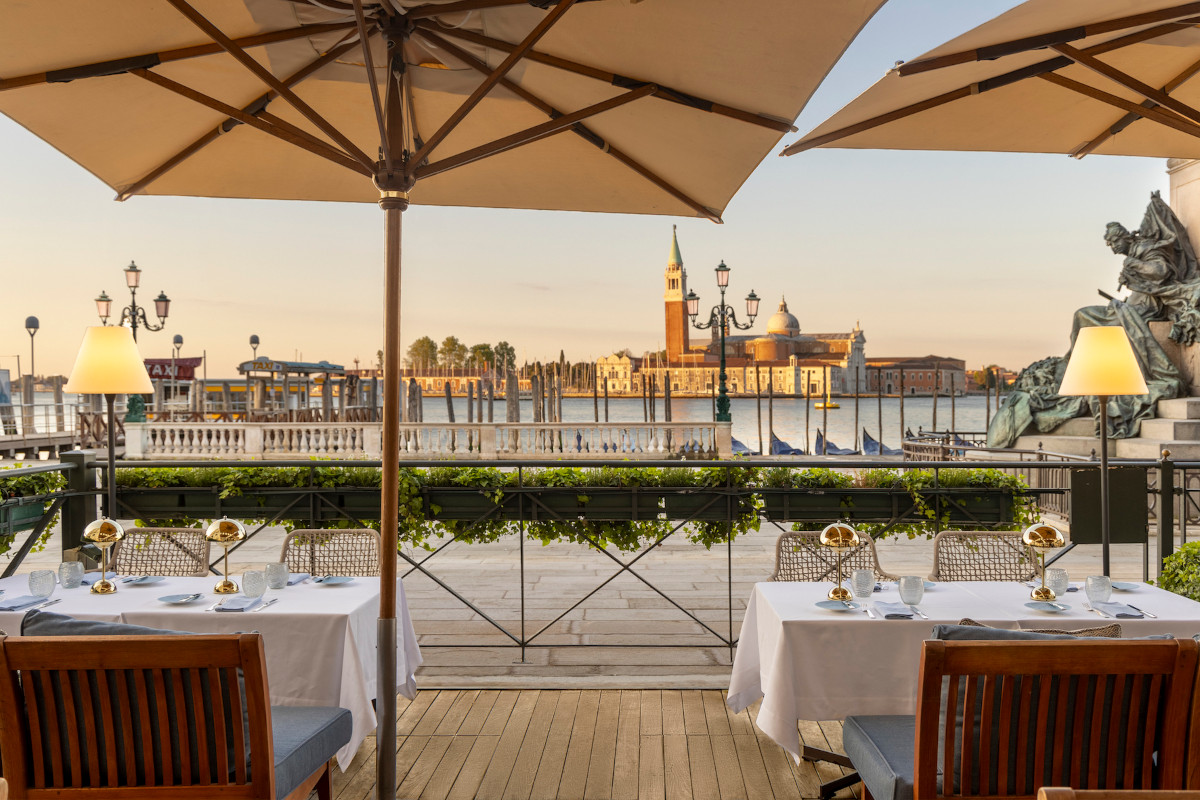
664 225 689 363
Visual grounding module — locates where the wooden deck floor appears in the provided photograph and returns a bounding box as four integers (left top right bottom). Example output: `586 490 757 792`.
332 690 854 800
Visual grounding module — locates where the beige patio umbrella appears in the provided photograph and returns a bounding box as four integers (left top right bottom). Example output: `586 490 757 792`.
783 0 1200 159
0 0 885 793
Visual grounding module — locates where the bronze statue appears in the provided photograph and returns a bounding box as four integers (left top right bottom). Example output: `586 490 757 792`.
988 192 1190 448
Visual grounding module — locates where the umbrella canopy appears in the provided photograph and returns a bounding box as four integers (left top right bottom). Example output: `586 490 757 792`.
1 0 886 794
3 0 883 219
783 0 1200 159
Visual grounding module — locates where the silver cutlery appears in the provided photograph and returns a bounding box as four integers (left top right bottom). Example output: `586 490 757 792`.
207 598 227 612
179 593 202 603
252 598 279 612
1045 601 1070 611
1085 603 1114 619
864 606 877 619
312 575 330 583
30 598 60 611
908 605 929 619
1126 604 1156 618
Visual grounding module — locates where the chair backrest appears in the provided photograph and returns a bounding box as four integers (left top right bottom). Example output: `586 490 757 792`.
914 639 1199 800
281 528 380 577
929 531 1036 581
111 528 211 578
0 633 275 799
1039 791 1200 800
770 531 896 582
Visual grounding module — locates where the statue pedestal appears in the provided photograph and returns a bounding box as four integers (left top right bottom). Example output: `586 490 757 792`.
1150 321 1200 396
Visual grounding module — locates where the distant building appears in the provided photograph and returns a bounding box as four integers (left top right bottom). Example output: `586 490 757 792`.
866 356 967 395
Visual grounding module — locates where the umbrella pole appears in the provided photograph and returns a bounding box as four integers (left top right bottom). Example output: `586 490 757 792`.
377 190 407 800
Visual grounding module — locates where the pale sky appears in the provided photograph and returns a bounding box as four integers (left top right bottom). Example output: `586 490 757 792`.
0 0 1171 378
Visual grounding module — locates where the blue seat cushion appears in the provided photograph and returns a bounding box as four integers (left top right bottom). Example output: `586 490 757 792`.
843 715 915 800
270 706 351 800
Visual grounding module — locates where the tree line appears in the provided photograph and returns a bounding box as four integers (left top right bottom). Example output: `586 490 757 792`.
405 336 516 373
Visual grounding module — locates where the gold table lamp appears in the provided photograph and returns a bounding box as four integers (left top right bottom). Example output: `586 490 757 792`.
819 522 860 601
1023 522 1066 600
83 518 125 594
206 517 246 594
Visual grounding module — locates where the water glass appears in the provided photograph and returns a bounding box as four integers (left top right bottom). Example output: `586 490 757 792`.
265 562 290 590
1085 575 1112 605
29 569 57 599
898 576 925 606
1044 567 1070 599
58 561 84 589
850 569 875 599
242 570 267 599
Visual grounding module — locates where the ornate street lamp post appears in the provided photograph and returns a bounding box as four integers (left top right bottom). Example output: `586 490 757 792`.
95 261 171 342
686 261 759 422
250 334 260 359
171 334 183 404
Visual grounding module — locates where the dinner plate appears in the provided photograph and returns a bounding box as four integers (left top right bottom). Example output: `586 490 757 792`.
1111 582 1140 591
126 576 166 585
815 599 860 612
1024 601 1069 613
158 593 204 604
316 576 354 586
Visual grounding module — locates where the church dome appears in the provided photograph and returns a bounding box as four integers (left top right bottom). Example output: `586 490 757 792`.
766 298 799 336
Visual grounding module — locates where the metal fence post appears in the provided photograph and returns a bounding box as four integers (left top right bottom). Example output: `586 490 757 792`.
1158 449 1174 577
59 449 98 553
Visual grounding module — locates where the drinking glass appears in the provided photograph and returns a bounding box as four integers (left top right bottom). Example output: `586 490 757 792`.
1044 567 1070 599
29 569 57 599
242 570 267 599
850 569 875 599
265 562 290 590
58 561 84 589
1085 575 1112 605
898 576 925 606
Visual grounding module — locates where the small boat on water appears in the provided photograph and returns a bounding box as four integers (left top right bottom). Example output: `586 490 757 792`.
814 429 858 455
814 387 839 409
769 432 805 456
861 428 902 456
731 437 759 456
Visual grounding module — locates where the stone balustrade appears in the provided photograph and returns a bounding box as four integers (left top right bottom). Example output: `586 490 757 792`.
125 421 730 460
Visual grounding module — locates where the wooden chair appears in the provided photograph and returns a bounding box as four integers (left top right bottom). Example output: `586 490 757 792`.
0 777 8 800
1040 791 1200 800
928 530 1037 581
844 639 1199 800
771 531 896 582
0 632 351 800
281 528 380 577
111 527 210 577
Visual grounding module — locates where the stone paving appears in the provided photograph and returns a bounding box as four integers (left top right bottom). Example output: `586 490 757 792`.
16 517 1163 688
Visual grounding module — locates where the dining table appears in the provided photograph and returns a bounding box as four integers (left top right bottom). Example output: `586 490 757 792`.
0 573 423 769
726 579 1200 760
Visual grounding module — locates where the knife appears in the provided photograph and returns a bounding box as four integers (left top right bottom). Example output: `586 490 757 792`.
1126 604 1157 619
30 598 61 611
252 598 279 612
908 605 929 619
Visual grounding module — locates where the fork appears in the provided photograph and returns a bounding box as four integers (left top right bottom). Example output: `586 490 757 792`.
1084 603 1114 619
207 598 228 612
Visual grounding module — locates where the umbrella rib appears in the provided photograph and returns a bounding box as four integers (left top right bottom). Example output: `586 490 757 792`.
165 0 375 170
405 0 580 176
0 21 355 93
415 84 657 179
1038 72 1200 140
897 1 1200 76
117 42 362 200
129 68 371 177
1072 54 1200 158
418 29 721 221
416 22 796 134
407 0 535 19
351 0 391 173
1051 43 1200 126
780 17 1200 156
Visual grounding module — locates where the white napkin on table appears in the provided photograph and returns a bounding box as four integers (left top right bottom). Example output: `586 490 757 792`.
874 601 915 620
215 596 264 612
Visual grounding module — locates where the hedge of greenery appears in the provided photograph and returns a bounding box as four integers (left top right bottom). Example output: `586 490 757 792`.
111 464 1036 553
1157 542 1200 601
0 466 66 556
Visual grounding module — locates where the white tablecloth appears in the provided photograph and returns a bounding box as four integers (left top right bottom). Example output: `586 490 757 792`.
727 580 1200 759
0 574 422 769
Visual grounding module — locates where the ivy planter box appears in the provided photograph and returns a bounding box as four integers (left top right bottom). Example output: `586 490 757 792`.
119 491 217 520
422 488 514 521
0 502 47 533
758 488 1018 525
931 490 1016 525
662 491 743 521
527 489 663 521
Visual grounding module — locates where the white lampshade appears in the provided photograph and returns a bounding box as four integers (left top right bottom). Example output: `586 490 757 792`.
64 326 153 394
1058 326 1148 397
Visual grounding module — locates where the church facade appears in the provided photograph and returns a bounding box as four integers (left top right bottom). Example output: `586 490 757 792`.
596 229 868 396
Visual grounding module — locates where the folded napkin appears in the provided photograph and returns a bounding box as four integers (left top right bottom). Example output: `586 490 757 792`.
215 596 264 612
0 595 47 611
287 573 311 586
81 574 122 585
1093 601 1144 619
874 601 915 620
